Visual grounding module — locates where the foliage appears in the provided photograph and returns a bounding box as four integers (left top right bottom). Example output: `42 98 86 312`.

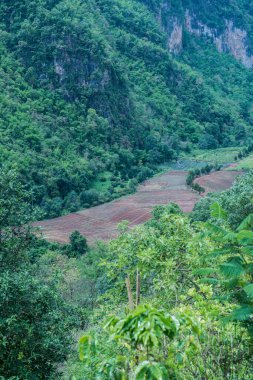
233 143 253 162
78 304 201 379
0 0 253 218
0 168 38 270
0 170 81 379
100 209 209 307
2 1 253 379
201 204 253 336
67 197 253 379
186 163 222 194
191 182 205 194
65 231 89 258
192 171 253 227
2 170 252 379
0 270 77 380
210 201 227 219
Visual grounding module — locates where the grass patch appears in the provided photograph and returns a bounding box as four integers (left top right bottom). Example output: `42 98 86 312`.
91 171 112 192
191 147 241 164
230 154 253 170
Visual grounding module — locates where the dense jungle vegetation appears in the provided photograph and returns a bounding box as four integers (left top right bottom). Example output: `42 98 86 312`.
1 1 253 379
1 0 253 217
1 168 253 379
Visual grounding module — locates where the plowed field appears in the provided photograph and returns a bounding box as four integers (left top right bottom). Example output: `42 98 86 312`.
34 168 242 244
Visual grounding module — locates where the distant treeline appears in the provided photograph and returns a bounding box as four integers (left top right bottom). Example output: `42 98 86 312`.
186 163 222 194
187 142 253 194
234 143 253 161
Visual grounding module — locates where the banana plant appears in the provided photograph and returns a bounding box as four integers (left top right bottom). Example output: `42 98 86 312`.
200 203 253 335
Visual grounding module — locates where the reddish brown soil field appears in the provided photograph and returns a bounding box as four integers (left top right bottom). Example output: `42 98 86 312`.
195 170 243 194
34 168 243 244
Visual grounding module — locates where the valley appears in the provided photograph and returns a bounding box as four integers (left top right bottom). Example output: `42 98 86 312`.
35 164 242 244
2 1 253 378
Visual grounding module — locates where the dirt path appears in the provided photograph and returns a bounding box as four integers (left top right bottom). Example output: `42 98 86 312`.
34 168 242 244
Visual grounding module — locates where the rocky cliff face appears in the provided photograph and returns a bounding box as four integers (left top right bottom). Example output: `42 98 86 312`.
161 8 253 68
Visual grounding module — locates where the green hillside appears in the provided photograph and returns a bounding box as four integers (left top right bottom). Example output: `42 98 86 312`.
1 0 253 217
1 2 253 379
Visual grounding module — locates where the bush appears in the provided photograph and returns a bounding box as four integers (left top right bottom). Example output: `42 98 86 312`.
186 173 194 186
41 197 63 218
65 231 88 258
191 195 217 222
128 179 138 193
192 183 205 194
64 191 81 212
137 167 154 183
80 189 100 207
152 203 183 220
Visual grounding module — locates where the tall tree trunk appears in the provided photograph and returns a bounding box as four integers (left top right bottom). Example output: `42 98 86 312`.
125 275 134 310
136 268 141 306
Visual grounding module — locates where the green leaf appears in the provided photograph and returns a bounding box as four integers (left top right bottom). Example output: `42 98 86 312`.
220 261 244 277
210 202 227 220
199 277 219 284
209 249 232 258
229 306 253 322
241 246 253 256
194 267 216 276
223 232 238 243
79 335 93 361
237 230 253 245
244 284 253 298
205 222 226 235
135 361 168 380
104 316 120 331
237 214 253 231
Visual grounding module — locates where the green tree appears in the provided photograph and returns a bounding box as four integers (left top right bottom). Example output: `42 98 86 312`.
0 169 79 379
67 230 88 258
0 271 77 380
78 305 201 379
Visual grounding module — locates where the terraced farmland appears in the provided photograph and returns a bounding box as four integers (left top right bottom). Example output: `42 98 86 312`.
34 168 242 244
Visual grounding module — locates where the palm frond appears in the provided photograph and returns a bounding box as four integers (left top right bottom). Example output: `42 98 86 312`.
209 248 232 258
220 261 244 278
193 267 216 276
210 202 227 220
199 277 219 285
237 230 253 245
244 284 253 299
237 214 253 231
228 306 253 322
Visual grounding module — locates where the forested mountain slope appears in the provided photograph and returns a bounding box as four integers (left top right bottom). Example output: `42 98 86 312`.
1 0 253 217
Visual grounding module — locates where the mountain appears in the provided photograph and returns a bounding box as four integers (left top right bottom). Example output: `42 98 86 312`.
149 0 253 67
0 0 253 217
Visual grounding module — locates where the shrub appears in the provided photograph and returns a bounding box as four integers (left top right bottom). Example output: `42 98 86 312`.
65 231 88 258
80 189 100 207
